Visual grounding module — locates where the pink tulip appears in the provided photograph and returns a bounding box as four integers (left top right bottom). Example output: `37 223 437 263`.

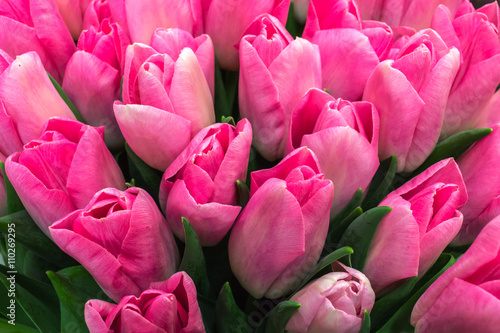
5 118 126 236
53 0 92 39
355 0 463 30
286 88 379 215
287 262 375 333
202 0 290 70
83 0 129 36
63 20 130 150
0 51 75 158
150 28 214 96
476 91 500 129
363 29 460 172
85 272 204 332
238 14 321 161
229 147 334 299
302 0 393 100
51 187 179 302
431 4 500 138
452 124 500 245
123 0 203 44
411 216 500 332
0 0 76 83
363 158 467 294
160 119 252 246
114 42 215 171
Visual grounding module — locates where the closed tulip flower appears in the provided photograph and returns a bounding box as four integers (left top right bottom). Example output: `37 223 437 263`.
150 28 214 97
160 119 252 246
303 0 393 100
411 216 500 332
432 4 500 137
63 20 130 150
452 124 500 245
53 0 92 39
238 14 321 161
0 51 75 158
51 187 179 303
355 0 463 30
363 158 467 294
83 0 129 36
202 0 290 70
229 147 334 299
85 272 204 332
363 29 460 172
0 0 76 82
286 88 379 215
114 42 215 171
5 118 126 236
287 262 375 333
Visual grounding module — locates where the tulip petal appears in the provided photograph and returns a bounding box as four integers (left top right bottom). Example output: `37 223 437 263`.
85 299 116 332
0 100 23 157
114 102 192 171
229 178 306 298
122 43 157 104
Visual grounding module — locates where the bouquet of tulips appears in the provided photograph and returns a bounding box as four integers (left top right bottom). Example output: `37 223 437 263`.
0 0 499 332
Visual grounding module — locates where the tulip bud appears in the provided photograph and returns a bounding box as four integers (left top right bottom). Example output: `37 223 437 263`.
160 119 252 246
115 42 215 171
51 187 180 302
363 158 467 294
286 88 379 214
6 118 126 235
238 14 321 161
411 216 500 332
287 262 375 333
229 147 334 299
85 272 204 332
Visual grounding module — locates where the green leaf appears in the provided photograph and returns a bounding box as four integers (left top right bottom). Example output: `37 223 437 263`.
370 276 418 331
47 266 111 333
47 72 85 123
236 180 250 208
265 300 300 333
377 254 456 333
291 247 354 296
326 189 363 247
214 60 238 120
221 116 236 126
0 211 76 267
0 162 24 214
0 318 39 333
338 207 391 271
216 283 249 333
0 266 60 333
125 142 163 200
360 311 371 333
413 128 492 175
179 218 211 297
199 294 217 333
363 156 397 210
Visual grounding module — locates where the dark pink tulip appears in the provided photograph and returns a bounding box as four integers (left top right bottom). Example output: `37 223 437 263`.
124 0 203 44
202 0 290 70
150 28 214 96
229 147 334 299
115 42 215 171
411 216 500 332
302 0 393 101
5 118 126 236
287 263 375 333
355 0 463 30
0 0 76 82
431 4 500 138
452 124 500 245
238 14 321 161
286 88 379 215
85 272 204 332
63 20 130 150
53 0 92 39
160 119 252 246
363 29 460 172
51 187 179 303
0 51 75 158
363 158 467 294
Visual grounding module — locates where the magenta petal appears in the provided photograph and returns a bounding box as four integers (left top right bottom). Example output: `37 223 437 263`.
229 178 306 298
85 299 116 333
122 43 157 104
114 102 192 171
0 100 23 157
